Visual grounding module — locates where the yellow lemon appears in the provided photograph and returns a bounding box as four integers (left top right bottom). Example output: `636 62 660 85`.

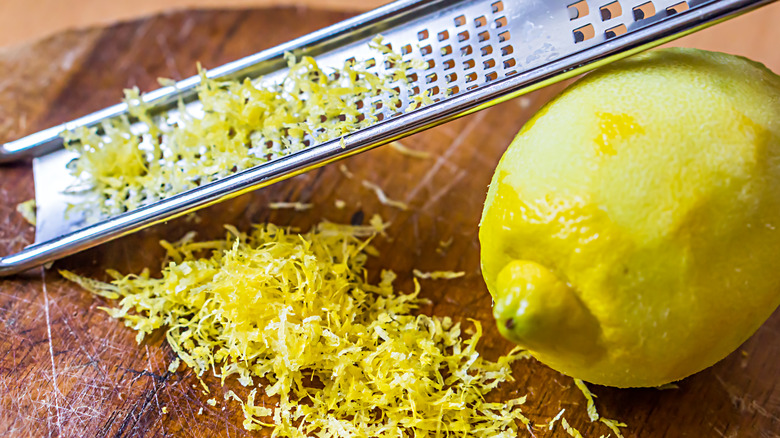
479 48 780 388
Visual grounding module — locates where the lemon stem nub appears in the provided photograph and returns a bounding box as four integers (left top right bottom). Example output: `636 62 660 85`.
493 260 604 365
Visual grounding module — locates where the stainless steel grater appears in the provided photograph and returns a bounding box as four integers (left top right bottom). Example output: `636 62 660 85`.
0 0 774 275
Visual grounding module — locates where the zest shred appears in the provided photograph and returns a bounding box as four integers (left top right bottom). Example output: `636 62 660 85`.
413 269 466 280
16 199 36 226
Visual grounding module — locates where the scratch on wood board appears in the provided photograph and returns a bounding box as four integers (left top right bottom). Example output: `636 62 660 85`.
402 112 486 205
41 267 62 436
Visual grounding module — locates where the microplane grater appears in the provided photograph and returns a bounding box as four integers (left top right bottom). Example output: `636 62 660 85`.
0 0 774 275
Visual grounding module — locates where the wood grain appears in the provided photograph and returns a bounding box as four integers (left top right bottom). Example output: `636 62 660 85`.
1 5 780 438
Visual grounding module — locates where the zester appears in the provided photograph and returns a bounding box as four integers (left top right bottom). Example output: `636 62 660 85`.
0 0 775 275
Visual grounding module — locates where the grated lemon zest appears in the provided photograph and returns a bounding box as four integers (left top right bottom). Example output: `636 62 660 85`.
168 357 181 373
407 89 436 112
338 164 354 179
575 378 627 436
413 269 465 280
16 199 36 226
389 141 431 159
157 77 177 87
561 417 585 438
59 270 120 300
62 220 532 437
436 238 453 256
268 202 313 211
574 378 599 422
600 418 627 438
548 408 566 431
62 37 424 222
362 180 409 211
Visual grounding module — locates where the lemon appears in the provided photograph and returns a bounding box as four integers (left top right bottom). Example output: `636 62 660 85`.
479 48 780 388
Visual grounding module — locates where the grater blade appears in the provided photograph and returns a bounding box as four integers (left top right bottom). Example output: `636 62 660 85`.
2 0 776 275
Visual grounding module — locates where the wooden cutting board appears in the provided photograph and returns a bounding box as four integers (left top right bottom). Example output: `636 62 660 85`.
2 5 780 437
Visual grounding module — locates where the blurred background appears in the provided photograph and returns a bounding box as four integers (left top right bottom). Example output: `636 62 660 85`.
0 0 779 71
0 0 391 49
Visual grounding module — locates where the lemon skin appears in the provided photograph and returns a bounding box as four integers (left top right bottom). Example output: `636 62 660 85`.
479 48 780 388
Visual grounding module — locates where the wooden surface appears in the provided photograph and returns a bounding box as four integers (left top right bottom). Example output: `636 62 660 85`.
2 5 780 438
0 0 392 49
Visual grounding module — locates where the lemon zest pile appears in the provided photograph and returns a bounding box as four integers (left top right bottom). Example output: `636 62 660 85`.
61 220 533 437
413 269 465 280
361 180 409 211
268 202 313 211
16 199 36 226
62 37 423 222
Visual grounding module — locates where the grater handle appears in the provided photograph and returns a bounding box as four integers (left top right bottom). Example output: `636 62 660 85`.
0 124 68 162
0 105 130 162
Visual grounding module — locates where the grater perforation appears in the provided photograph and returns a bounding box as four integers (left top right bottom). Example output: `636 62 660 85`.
600 1 624 21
